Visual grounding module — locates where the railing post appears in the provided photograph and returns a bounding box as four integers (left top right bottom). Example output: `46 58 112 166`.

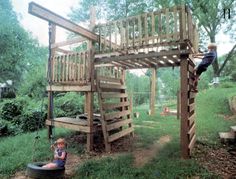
179 5 187 41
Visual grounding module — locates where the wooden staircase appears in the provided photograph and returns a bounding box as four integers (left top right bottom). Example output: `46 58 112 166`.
219 126 236 143
97 76 134 152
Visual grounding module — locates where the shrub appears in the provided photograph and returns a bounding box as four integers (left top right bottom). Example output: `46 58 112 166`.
0 96 46 135
54 92 85 117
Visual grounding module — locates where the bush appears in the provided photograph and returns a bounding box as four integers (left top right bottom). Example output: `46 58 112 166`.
54 92 85 117
220 81 236 88
231 71 236 81
0 96 46 135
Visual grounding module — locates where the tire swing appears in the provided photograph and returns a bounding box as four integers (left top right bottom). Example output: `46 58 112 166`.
26 22 65 179
26 162 65 179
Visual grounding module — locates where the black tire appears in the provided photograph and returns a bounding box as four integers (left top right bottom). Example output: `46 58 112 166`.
26 162 65 179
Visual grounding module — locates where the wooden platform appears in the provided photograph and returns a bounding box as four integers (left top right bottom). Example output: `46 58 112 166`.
46 117 101 133
219 132 235 143
95 49 190 69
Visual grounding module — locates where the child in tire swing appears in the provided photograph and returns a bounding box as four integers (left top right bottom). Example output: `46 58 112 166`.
192 43 217 92
42 138 67 168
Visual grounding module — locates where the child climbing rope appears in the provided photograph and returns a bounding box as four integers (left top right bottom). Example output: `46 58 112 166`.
42 138 67 168
192 43 217 92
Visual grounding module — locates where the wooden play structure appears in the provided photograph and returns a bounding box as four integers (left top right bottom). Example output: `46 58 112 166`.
29 2 198 159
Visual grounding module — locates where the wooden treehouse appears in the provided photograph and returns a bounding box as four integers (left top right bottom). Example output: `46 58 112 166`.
29 2 198 159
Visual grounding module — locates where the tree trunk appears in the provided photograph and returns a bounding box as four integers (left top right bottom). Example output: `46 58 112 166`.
210 35 220 77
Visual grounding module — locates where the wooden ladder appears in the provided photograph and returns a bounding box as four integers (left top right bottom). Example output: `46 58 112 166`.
96 76 134 152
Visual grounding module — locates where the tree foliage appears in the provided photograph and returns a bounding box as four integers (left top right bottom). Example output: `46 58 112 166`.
0 0 47 88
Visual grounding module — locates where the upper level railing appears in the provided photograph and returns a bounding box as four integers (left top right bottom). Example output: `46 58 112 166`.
94 5 198 53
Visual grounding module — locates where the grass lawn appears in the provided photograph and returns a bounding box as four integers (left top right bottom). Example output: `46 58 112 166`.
0 85 235 178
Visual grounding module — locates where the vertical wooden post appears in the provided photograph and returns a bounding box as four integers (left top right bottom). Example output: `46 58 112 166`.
47 23 56 140
85 6 96 151
179 5 186 41
180 57 189 159
177 90 181 119
150 68 156 116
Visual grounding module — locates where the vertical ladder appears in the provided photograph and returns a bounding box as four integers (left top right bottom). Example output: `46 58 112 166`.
97 76 134 152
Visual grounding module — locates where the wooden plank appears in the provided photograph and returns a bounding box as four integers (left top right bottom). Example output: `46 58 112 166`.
165 8 169 40
188 63 194 73
46 85 91 91
95 50 189 63
188 133 196 152
105 110 131 121
180 58 189 159
173 6 178 40
188 123 195 140
138 15 142 47
144 13 148 45
189 91 196 99
103 101 130 110
108 127 134 142
51 37 86 48
179 5 186 40
28 2 99 41
97 76 121 83
107 118 132 131
188 103 195 113
188 113 195 126
46 120 90 133
99 83 126 90
101 92 128 99
151 12 155 44
150 68 156 115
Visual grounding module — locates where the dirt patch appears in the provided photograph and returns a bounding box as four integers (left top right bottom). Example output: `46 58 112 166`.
133 135 171 167
217 114 236 120
193 142 236 178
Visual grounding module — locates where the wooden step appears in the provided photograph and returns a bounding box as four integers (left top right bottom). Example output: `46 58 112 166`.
219 132 235 143
230 126 236 133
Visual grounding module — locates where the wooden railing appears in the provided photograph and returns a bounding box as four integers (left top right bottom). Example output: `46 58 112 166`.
95 65 123 79
49 51 92 85
94 6 198 53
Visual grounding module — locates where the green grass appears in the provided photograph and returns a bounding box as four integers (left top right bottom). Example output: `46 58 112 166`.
0 128 73 178
1 84 236 178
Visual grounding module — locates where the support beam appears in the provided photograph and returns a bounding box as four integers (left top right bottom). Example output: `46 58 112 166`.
47 23 56 140
51 37 86 49
150 68 156 116
86 92 94 151
28 2 99 42
180 58 189 159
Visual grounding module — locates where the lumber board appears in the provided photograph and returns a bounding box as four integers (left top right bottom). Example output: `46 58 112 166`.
188 133 196 152
188 123 195 140
101 93 128 99
95 50 190 63
188 113 195 127
28 2 98 41
107 118 132 131
188 91 196 99
102 101 130 110
180 58 189 159
188 103 195 113
99 83 126 90
46 85 91 91
105 110 131 121
188 63 195 73
46 119 91 133
108 127 134 142
97 76 121 83
51 37 86 48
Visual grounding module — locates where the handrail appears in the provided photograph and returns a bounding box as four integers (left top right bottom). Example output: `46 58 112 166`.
94 6 198 53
